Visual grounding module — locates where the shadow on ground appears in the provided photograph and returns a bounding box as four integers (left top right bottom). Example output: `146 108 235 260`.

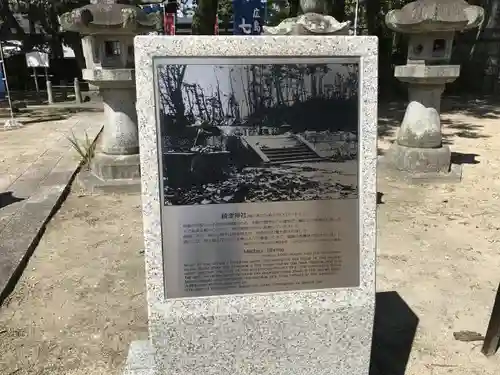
451 152 480 165
370 291 419 375
0 192 24 209
441 118 490 145
378 102 405 139
443 95 500 119
377 192 384 205
19 106 104 117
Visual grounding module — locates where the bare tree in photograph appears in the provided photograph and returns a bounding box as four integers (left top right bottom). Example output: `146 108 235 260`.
157 62 360 206
158 65 188 132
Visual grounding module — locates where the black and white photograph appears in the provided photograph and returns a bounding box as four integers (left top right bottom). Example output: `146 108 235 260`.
156 61 359 206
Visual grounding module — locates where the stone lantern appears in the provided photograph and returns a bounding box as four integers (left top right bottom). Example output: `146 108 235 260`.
60 0 159 191
382 0 484 179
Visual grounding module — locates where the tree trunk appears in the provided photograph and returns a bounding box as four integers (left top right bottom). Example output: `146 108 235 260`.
365 0 381 36
49 5 64 59
192 0 219 35
289 0 300 17
366 0 395 96
330 0 346 22
64 32 85 71
479 0 500 93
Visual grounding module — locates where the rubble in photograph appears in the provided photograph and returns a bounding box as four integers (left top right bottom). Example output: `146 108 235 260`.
164 167 356 205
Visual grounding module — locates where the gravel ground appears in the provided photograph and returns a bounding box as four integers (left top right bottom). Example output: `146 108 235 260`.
0 189 147 375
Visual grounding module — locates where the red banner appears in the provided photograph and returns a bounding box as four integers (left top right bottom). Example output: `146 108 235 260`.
214 14 219 35
164 12 176 35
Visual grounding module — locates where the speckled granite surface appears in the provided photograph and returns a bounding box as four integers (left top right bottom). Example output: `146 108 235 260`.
128 35 378 375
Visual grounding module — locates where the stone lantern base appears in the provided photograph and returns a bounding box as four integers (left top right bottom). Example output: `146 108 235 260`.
77 151 141 193
384 142 452 173
379 99 462 183
77 78 142 193
78 151 142 193
378 150 462 183
379 144 462 183
91 153 141 180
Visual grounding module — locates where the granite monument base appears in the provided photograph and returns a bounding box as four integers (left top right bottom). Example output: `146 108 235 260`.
123 341 156 375
123 296 374 375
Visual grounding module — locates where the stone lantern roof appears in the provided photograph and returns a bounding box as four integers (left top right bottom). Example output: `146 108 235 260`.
385 0 484 34
59 0 158 34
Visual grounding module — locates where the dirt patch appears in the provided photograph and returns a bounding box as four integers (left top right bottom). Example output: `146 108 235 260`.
0 188 147 375
377 109 500 374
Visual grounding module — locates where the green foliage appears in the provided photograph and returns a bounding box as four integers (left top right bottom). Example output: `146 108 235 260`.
67 130 96 170
266 0 290 26
2 0 88 57
217 0 232 26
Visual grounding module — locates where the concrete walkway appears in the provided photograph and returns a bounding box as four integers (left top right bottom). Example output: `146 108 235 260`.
0 100 104 127
0 111 104 304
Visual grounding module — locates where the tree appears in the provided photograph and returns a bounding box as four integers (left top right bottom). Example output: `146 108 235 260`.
1 1 89 67
0 0 25 37
330 0 346 21
192 0 219 34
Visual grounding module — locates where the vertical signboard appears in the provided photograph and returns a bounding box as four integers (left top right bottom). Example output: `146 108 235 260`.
164 12 176 35
214 14 219 35
0 69 5 100
164 1 177 35
233 0 265 35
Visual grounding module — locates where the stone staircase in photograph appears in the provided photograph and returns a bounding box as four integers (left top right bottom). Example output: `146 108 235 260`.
262 143 324 164
242 135 324 165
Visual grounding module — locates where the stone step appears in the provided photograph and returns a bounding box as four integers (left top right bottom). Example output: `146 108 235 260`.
263 146 311 154
267 157 325 165
262 143 322 164
268 156 320 163
265 150 317 158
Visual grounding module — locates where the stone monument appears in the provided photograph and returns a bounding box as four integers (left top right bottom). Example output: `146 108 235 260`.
59 0 159 192
263 0 351 35
124 35 378 375
381 0 484 180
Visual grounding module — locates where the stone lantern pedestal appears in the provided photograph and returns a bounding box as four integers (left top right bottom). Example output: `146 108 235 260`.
86 71 140 182
60 0 159 192
380 0 484 181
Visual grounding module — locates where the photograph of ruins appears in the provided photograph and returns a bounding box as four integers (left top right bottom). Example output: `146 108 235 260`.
156 62 359 206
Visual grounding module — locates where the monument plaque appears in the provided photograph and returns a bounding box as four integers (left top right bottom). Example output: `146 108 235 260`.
126 35 377 375
155 58 360 298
